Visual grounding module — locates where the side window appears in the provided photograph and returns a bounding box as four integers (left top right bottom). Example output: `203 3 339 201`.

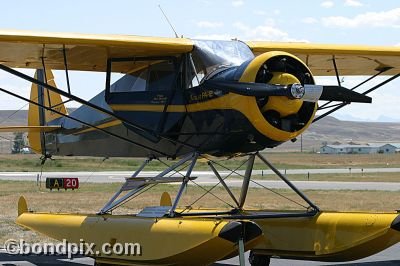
110 68 148 93
189 71 205 88
109 59 176 93
186 54 205 89
147 61 176 91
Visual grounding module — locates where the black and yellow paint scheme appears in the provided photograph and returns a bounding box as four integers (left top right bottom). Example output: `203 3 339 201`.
28 41 317 158
10 39 369 159
0 30 396 158
16 197 400 265
0 30 399 265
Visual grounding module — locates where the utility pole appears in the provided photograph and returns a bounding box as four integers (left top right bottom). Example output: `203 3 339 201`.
300 134 303 153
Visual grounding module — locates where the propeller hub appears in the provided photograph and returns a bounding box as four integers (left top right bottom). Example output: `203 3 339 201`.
290 83 305 99
262 72 303 117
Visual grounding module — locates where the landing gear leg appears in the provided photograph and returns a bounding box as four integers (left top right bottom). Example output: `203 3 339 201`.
249 251 271 266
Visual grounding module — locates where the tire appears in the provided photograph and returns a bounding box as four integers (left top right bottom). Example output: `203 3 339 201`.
248 250 271 266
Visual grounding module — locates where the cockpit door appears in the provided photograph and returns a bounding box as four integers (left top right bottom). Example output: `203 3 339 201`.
105 57 185 138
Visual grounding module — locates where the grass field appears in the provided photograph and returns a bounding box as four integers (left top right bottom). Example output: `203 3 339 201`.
1 152 400 245
252 172 400 182
1 180 399 244
1 152 400 172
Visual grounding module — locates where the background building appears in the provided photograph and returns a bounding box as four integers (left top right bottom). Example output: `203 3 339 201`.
320 143 400 154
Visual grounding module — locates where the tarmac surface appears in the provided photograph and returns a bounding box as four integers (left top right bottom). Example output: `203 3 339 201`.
1 244 400 265
1 168 400 191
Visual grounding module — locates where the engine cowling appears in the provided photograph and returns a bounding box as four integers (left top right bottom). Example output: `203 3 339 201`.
203 51 370 146
236 51 317 143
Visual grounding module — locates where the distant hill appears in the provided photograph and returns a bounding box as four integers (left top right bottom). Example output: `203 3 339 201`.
0 110 28 126
0 110 29 153
1 110 399 153
277 116 400 152
0 109 76 126
307 116 400 142
0 109 75 153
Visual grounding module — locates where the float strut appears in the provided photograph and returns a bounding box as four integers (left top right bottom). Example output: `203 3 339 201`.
169 153 199 217
256 152 319 211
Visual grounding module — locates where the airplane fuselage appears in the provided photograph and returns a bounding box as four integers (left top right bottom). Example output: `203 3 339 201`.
44 40 317 158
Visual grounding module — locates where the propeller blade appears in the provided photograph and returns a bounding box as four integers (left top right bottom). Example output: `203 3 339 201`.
203 80 372 103
319 85 372 103
203 80 289 97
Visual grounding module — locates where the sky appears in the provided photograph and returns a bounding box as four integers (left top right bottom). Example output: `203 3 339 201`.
0 0 399 122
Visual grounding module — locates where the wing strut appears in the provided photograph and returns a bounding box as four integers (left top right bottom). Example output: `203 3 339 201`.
332 55 342 88
41 45 52 109
314 73 400 123
313 54 399 123
36 69 47 155
318 67 391 111
62 45 72 95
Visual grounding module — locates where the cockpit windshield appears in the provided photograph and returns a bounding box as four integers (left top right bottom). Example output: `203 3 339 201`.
188 40 254 87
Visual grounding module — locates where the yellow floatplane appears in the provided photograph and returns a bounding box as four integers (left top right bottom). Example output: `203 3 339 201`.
16 196 400 265
0 29 397 265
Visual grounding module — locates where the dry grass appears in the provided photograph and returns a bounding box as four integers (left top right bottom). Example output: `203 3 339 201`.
263 152 400 168
1 152 400 172
1 180 399 245
253 172 400 182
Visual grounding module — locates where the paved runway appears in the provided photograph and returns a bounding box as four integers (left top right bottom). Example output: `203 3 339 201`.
1 244 400 265
2 167 400 180
1 169 400 191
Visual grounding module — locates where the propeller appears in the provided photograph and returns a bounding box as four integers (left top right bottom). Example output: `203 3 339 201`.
203 80 371 103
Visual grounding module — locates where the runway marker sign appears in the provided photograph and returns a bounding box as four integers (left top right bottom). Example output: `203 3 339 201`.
46 177 79 190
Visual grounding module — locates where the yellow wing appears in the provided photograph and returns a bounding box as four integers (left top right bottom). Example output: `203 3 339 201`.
0 29 193 72
246 41 400 76
0 29 398 76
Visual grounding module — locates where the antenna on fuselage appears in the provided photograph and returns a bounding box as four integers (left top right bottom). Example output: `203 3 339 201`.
158 5 179 38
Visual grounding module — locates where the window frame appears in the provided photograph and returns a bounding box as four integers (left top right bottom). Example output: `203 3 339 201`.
105 56 180 99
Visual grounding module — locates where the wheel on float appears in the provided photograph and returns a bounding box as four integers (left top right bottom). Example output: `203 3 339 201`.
249 250 271 266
